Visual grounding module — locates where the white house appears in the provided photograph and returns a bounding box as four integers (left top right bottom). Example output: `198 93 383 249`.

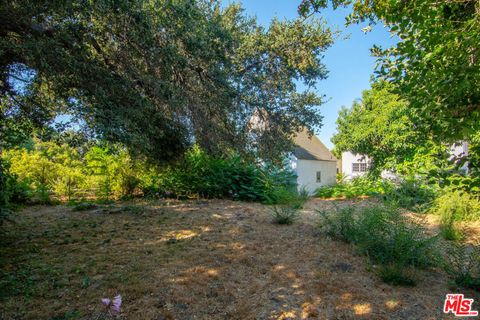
340 151 371 179
340 141 469 179
290 129 337 194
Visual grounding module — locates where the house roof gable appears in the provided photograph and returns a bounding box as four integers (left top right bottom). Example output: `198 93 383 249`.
293 129 337 162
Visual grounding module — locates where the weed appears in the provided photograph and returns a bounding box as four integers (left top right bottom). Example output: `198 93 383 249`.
317 206 356 243
443 242 480 290
430 191 480 240
71 202 97 211
317 205 438 285
382 178 437 211
271 205 299 225
316 176 392 199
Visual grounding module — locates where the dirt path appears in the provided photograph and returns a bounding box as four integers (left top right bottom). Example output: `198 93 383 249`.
0 199 476 319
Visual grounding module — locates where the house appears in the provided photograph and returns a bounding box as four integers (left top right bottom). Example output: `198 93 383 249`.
340 151 371 179
340 141 469 179
290 129 337 194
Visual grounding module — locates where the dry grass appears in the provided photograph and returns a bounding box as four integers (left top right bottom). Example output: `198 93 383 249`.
0 198 477 319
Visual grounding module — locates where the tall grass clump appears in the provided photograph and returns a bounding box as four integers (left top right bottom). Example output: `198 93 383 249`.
270 205 300 225
269 187 309 225
429 191 480 241
317 205 439 285
443 243 480 290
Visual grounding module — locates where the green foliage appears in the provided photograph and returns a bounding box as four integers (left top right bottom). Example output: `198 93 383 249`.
144 146 298 202
429 191 480 240
317 205 439 285
378 264 417 287
317 206 356 242
270 205 300 225
1 0 334 163
268 186 309 224
300 0 480 141
315 176 392 199
443 243 480 290
382 178 437 211
3 140 299 205
332 82 424 173
0 157 33 220
264 186 308 208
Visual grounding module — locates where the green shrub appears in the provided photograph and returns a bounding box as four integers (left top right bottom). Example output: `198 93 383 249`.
439 214 463 241
4 141 298 205
443 243 480 290
143 146 298 203
382 178 437 211
317 205 438 285
315 176 392 199
1 159 33 222
270 205 299 224
431 191 480 222
264 186 308 208
430 191 480 240
317 206 356 242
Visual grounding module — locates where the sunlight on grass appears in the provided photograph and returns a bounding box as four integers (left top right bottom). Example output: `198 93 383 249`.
385 300 400 310
353 303 372 315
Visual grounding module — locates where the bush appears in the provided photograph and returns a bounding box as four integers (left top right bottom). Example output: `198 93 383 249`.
317 206 356 242
270 205 299 224
3 141 298 205
429 191 480 240
443 243 480 290
264 186 309 208
439 213 463 241
382 178 437 211
317 205 439 285
315 176 392 199
0 158 33 220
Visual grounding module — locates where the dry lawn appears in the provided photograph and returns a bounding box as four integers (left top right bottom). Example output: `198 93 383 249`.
0 198 478 319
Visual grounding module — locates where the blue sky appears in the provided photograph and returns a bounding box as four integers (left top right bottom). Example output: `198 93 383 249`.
226 0 397 149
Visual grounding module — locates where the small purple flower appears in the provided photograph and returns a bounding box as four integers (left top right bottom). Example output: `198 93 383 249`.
102 298 111 307
101 294 122 315
111 295 122 314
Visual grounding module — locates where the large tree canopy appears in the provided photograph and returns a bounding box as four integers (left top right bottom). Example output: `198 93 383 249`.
332 82 427 173
299 0 480 142
1 0 334 162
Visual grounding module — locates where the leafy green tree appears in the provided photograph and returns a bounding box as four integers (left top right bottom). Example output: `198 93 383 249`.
332 82 434 174
1 0 334 162
299 0 480 141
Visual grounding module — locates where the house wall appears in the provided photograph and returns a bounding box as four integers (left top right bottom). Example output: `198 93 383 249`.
296 159 336 195
341 151 371 179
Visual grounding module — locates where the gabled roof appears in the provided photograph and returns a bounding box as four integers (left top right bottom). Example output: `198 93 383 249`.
293 129 337 162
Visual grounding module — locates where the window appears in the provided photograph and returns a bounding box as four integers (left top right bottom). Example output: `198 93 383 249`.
352 162 368 173
316 171 321 183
